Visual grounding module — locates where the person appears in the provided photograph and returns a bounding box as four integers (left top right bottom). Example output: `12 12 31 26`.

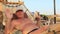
4 9 48 34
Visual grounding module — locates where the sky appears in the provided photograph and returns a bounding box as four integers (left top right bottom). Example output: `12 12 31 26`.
23 0 60 15
8 0 60 15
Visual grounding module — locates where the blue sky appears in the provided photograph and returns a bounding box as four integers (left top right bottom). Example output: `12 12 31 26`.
23 0 60 15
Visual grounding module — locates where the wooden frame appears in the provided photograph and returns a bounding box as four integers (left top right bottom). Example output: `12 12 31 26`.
0 0 24 7
5 0 20 4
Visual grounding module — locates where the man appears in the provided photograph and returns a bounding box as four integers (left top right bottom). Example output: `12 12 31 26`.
5 9 48 34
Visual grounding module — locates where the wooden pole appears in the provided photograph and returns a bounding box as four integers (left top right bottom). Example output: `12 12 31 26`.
54 0 56 24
